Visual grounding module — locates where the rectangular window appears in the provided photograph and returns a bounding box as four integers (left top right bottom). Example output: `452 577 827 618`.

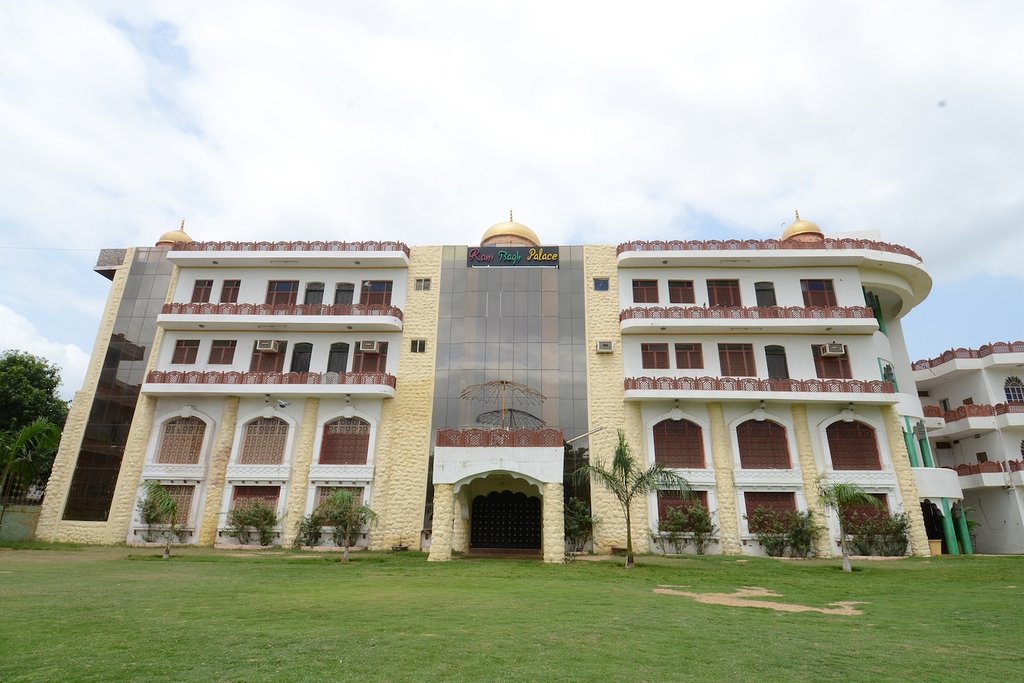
220 280 240 304
707 280 741 307
812 345 852 379
641 343 670 370
410 339 426 353
801 279 837 307
415 278 431 291
191 280 213 303
360 281 393 306
668 280 695 304
754 282 777 307
976 452 988 463
745 492 797 532
593 278 610 292
304 282 324 305
334 283 354 305
315 486 364 507
249 341 287 373
231 485 280 510
718 343 756 377
632 280 659 303
962 397 974 406
674 343 703 369
208 340 237 365
162 484 194 525
352 342 388 373
171 340 200 364
265 281 299 306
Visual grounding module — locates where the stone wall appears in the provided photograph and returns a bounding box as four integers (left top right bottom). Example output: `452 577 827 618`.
279 397 320 547
884 405 930 556
198 396 239 545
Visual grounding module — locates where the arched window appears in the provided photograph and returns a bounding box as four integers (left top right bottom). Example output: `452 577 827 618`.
238 417 289 465
327 342 350 374
653 419 704 468
826 421 881 470
1004 377 1024 403
290 343 313 373
320 417 371 465
737 420 790 469
155 417 206 464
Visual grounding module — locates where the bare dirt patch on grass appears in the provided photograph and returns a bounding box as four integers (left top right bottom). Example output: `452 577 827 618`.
654 585 865 615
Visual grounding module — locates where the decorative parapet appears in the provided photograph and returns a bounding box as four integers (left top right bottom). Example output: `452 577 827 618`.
951 460 1022 476
145 370 396 388
619 305 873 322
435 428 564 448
172 240 410 255
161 302 404 320
912 341 1024 370
616 237 921 261
625 376 895 395
922 402 1024 423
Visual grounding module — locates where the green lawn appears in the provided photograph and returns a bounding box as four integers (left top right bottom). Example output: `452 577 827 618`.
0 546 1020 682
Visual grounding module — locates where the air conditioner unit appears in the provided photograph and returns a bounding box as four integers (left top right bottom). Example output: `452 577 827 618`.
595 340 614 354
819 343 846 357
359 340 381 354
255 340 280 353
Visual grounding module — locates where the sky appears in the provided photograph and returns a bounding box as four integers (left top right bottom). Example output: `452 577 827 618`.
1 1 1022 400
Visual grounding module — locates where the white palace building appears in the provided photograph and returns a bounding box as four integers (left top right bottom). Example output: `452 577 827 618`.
36 214 971 560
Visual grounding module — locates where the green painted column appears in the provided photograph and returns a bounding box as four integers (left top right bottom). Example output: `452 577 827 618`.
903 418 920 467
954 505 974 555
939 498 961 555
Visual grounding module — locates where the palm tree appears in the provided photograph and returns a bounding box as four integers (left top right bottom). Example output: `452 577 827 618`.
817 479 883 573
318 489 378 562
574 429 690 568
137 481 181 559
0 419 60 533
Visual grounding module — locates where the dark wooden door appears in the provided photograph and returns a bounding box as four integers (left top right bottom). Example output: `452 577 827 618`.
470 491 542 549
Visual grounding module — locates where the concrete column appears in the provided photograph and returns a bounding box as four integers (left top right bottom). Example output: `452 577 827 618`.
197 396 239 546
882 406 930 556
707 403 742 555
939 498 961 555
427 483 454 562
953 503 974 555
279 398 319 548
791 404 832 558
543 482 565 563
451 492 468 553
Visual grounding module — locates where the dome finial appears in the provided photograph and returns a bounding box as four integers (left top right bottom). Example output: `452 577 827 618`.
509 208 513 223
180 219 186 230
794 209 800 221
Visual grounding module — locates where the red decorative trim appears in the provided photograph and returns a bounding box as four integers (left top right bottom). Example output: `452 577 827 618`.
620 305 873 322
912 341 1024 370
615 237 921 261
145 370 396 388
955 461 1013 476
922 405 943 418
435 428 564 447
171 240 411 256
161 302 403 321
925 402 1024 422
624 376 896 394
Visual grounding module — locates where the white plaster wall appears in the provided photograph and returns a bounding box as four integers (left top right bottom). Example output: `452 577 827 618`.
433 446 562 487
962 487 1024 554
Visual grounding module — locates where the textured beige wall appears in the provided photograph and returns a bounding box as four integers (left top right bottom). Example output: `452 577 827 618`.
197 396 239 546
427 483 453 561
708 403 742 555
883 405 930 556
451 493 468 552
791 404 832 557
543 482 565 563
279 397 320 548
36 249 136 541
369 246 442 551
583 245 647 553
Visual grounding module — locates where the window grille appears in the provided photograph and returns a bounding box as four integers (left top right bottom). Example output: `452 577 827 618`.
238 417 289 465
744 492 796 531
737 420 790 469
826 421 882 470
657 490 708 521
320 418 371 465
156 417 205 464
653 419 704 468
163 484 194 525
231 485 280 509
314 486 364 508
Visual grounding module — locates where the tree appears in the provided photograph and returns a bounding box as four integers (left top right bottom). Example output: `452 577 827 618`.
136 481 182 559
574 429 690 568
564 496 599 555
317 490 378 562
817 479 883 572
0 350 69 434
0 419 60 532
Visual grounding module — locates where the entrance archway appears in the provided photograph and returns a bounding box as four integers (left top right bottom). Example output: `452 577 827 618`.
470 490 542 550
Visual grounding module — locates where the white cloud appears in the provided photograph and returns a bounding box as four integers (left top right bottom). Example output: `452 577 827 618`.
0 305 90 401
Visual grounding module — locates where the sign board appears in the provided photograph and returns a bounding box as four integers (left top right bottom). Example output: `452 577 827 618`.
467 246 560 268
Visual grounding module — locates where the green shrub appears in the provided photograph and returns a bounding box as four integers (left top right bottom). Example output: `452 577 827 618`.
654 506 687 554
564 497 599 554
227 500 278 546
293 510 326 548
787 510 823 558
683 503 717 555
655 503 717 555
847 511 910 556
748 507 790 557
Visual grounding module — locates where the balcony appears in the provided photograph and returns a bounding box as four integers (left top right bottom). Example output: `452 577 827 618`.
921 402 1024 438
143 370 397 398
623 376 897 404
912 341 1024 375
435 428 564 447
619 305 878 335
911 467 963 500
946 460 1024 490
432 428 565 488
157 302 404 332
166 239 410 268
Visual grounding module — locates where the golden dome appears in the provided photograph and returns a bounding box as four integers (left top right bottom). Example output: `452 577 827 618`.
481 213 540 247
156 221 194 247
781 210 824 241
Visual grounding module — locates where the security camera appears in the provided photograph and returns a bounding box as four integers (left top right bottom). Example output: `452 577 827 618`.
277 400 290 409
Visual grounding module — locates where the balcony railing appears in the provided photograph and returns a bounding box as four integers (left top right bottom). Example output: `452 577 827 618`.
436 428 564 448
948 460 1022 477
922 402 1024 422
912 341 1024 370
161 302 403 320
625 376 895 394
616 237 920 261
171 240 410 255
146 370 396 388
619 305 874 322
